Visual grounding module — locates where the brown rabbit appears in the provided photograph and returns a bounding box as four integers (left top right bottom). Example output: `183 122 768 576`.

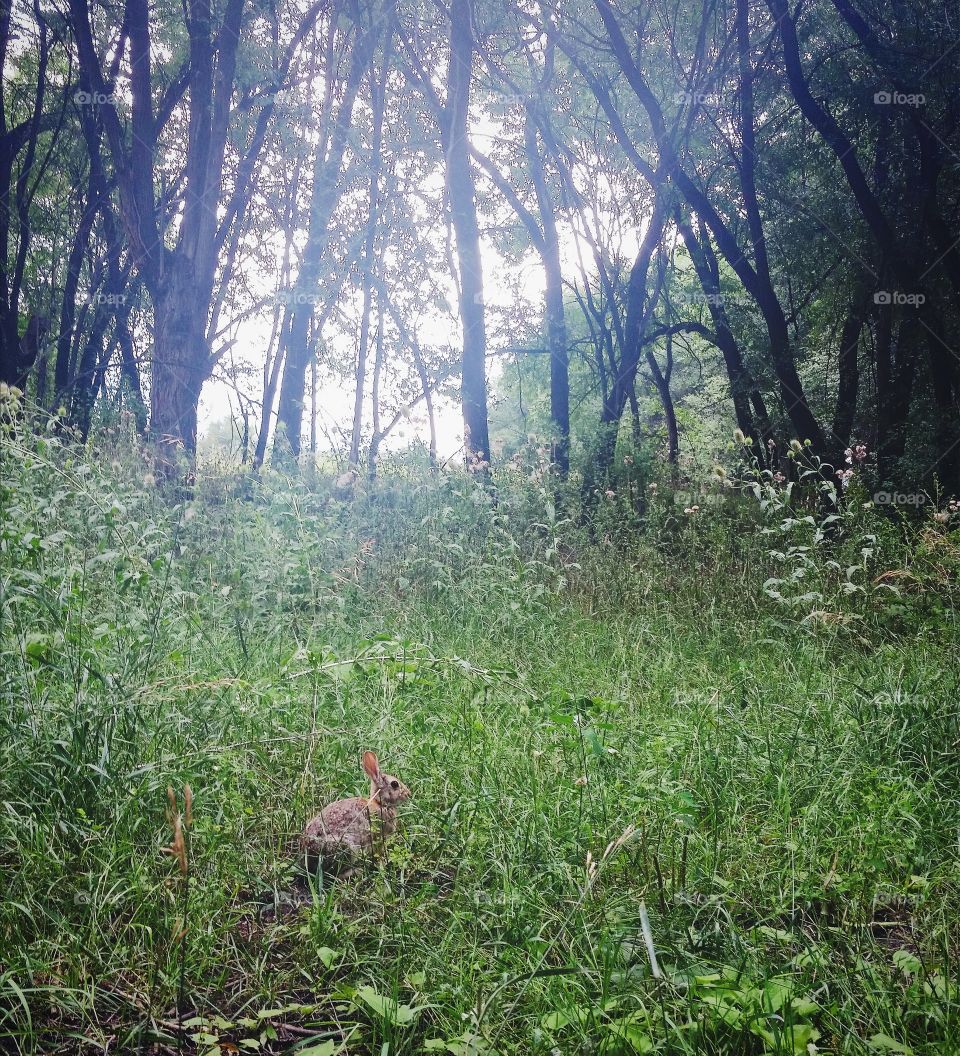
302 751 411 864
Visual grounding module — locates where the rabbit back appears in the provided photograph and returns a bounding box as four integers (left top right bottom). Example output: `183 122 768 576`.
302 796 372 859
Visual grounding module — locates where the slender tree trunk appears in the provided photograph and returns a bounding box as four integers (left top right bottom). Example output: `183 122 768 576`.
349 55 387 468
253 314 287 471
524 110 568 476
592 0 827 457
408 321 437 468
646 333 678 464
444 0 489 466
677 212 770 462
53 167 100 409
309 351 317 456
832 283 870 448
366 298 386 478
276 7 373 461
876 305 919 476
736 0 828 457
0 0 49 386
594 195 667 475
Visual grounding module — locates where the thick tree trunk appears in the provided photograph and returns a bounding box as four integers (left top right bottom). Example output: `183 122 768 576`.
116 309 146 433
69 0 267 461
151 265 209 454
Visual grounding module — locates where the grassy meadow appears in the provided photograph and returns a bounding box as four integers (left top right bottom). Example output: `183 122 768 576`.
1 422 959 1055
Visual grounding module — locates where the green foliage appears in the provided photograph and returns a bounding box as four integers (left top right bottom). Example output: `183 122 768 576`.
1 425 958 1054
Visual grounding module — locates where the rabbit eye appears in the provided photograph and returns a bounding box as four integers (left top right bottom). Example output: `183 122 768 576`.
390 780 400 790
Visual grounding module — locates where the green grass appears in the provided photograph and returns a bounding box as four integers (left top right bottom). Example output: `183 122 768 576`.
1 426 958 1054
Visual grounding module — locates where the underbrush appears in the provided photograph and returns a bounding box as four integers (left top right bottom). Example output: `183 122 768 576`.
1 416 958 1054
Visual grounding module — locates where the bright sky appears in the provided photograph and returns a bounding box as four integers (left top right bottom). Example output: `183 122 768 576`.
195 108 647 463
197 240 546 463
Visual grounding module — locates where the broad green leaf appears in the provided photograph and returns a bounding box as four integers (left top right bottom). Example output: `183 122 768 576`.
354 985 416 1026
868 1034 914 1054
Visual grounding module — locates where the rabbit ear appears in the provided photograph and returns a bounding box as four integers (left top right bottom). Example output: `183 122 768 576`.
362 751 381 779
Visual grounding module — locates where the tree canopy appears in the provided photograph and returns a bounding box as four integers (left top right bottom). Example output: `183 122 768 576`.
2 0 958 491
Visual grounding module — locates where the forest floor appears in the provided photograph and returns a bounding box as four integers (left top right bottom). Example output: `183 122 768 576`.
2 431 959 1055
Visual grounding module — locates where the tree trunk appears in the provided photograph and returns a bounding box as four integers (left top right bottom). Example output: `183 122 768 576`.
646 333 678 464
592 0 827 457
366 298 386 478
832 283 870 448
444 0 489 466
151 264 209 455
0 0 49 387
275 7 372 461
875 304 919 477
349 55 387 468
594 195 667 475
676 212 770 461
524 110 568 476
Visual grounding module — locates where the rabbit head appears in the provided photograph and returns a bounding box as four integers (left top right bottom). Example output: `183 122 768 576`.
363 750 411 810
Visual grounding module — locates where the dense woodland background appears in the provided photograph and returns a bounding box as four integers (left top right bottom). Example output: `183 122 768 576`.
2 0 959 489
